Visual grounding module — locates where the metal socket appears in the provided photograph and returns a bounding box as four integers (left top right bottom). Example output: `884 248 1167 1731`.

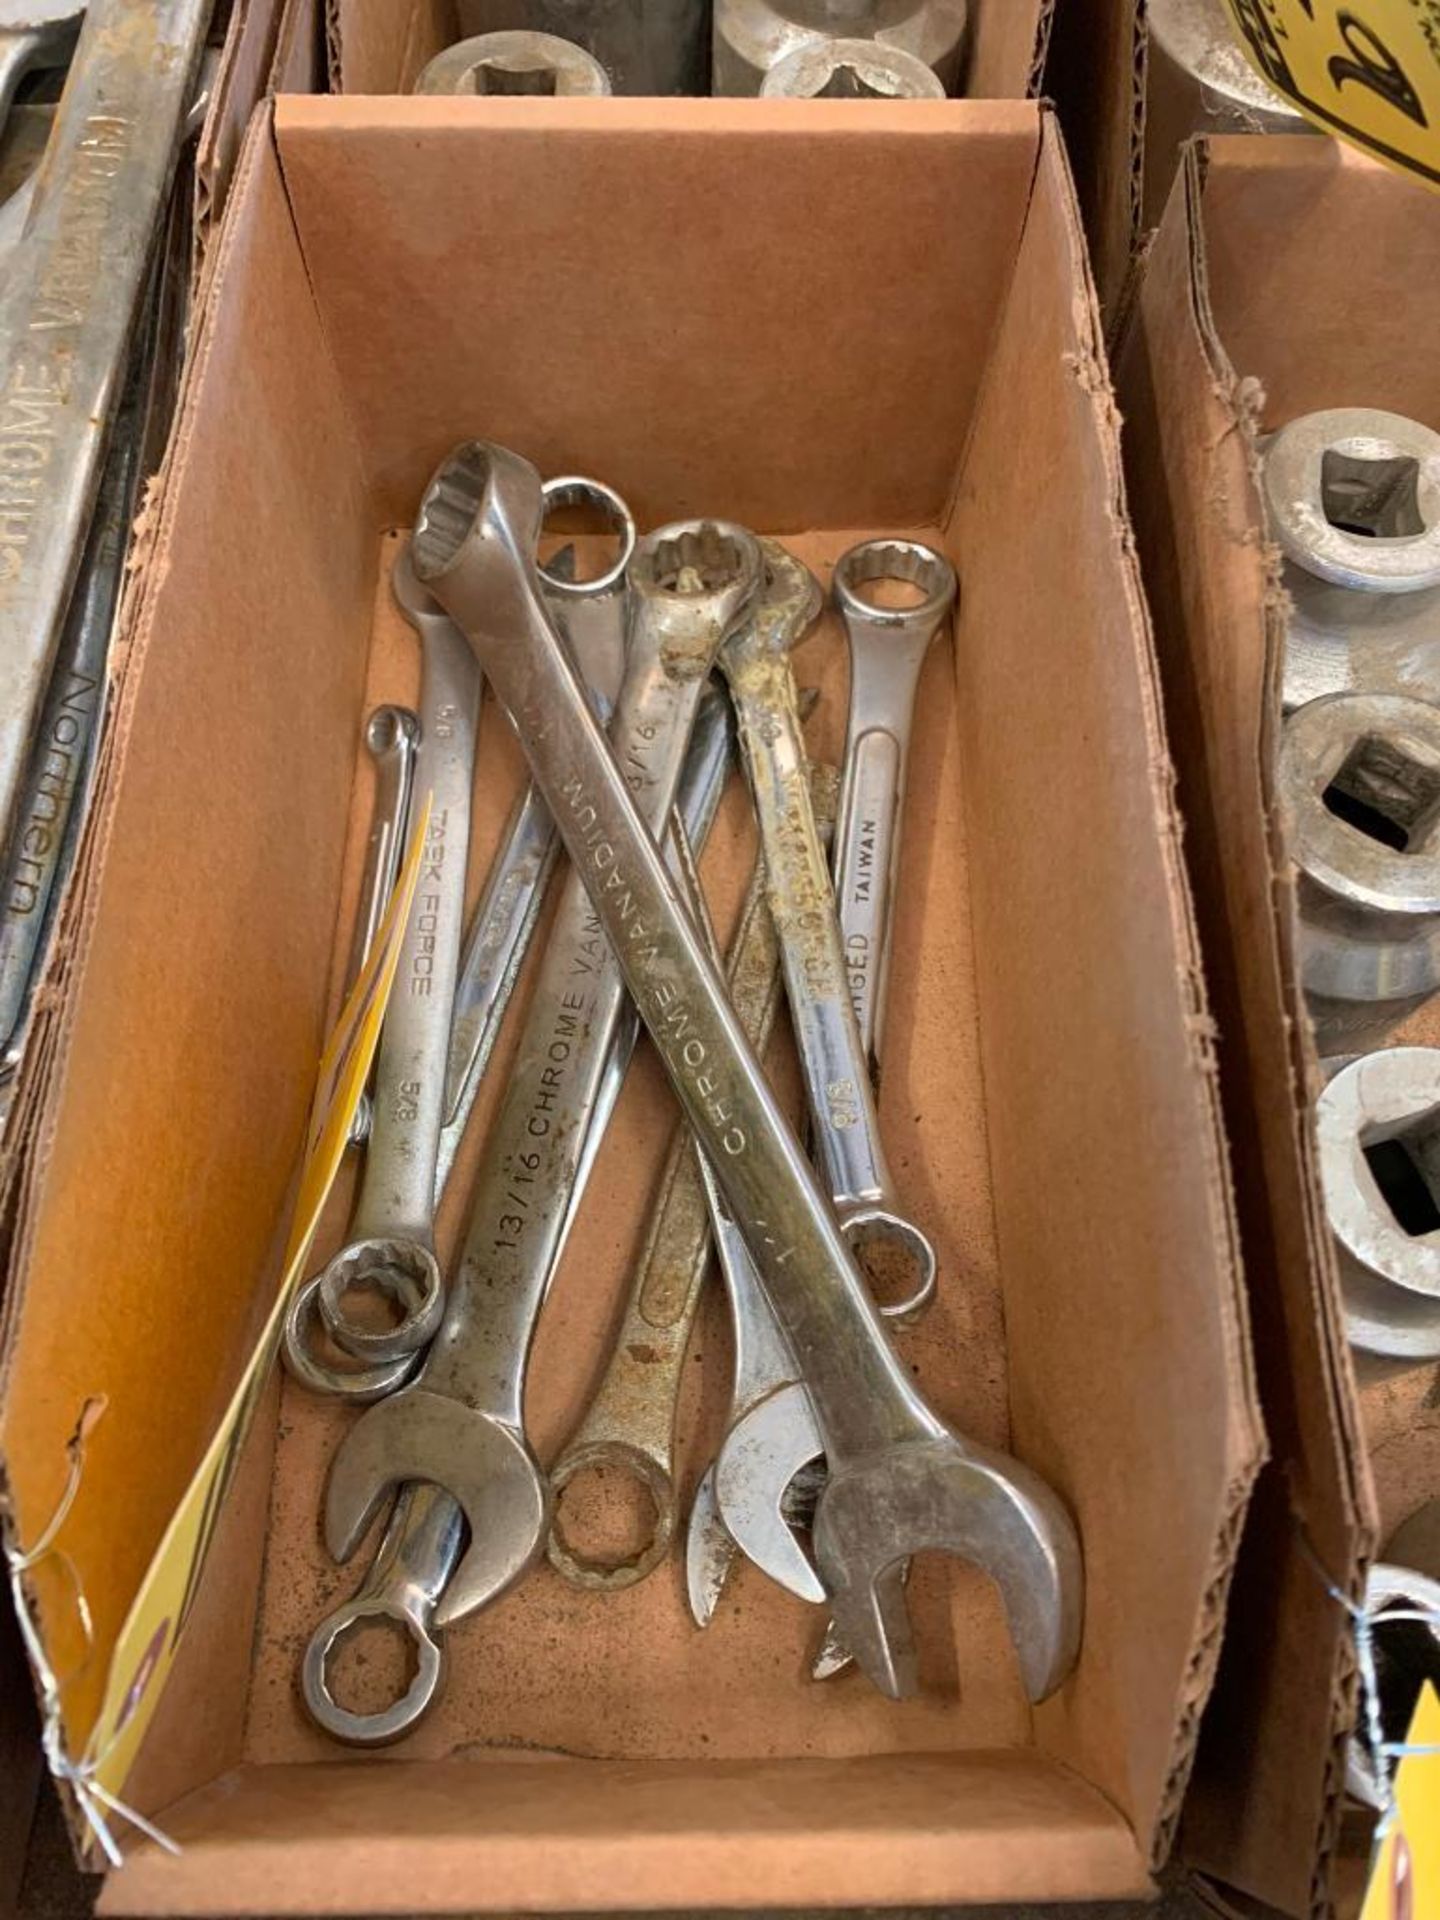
1281 693 1440 1052
712 0 966 96
1318 1048 1440 1366
1262 409 1440 710
454 2 706 94
415 31 612 94
760 35 943 94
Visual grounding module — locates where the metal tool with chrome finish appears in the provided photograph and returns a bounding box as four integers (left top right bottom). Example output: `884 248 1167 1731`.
456 0 706 92
1280 692 1440 1052
0 0 215 866
1261 410 1440 713
300 680 739 1736
712 0 966 95
323 441 1081 1712
437 476 635 1194
1318 1048 1440 1370
720 539 936 1322
831 538 956 1073
760 36 943 94
307 503 762 1742
311 551 481 1367
414 30 611 95
545 701 817 1596
1142 0 1312 227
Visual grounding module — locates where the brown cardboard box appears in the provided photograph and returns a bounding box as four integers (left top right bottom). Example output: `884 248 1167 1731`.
1040 0 1144 326
319 0 1055 95
0 96 1261 1912
1115 135 1440 1919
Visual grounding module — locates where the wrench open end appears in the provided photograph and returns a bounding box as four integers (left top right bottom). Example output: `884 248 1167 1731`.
685 1465 736 1628
714 1383 826 1605
812 1434 1083 1704
324 1389 550 1626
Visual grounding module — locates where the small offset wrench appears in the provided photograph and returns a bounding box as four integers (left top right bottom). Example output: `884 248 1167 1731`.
327 442 1082 1708
831 539 957 1072
719 540 936 1322
312 552 481 1365
305 515 761 1741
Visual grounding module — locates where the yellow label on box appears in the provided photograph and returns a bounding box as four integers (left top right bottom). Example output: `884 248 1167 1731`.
1216 1 1440 187
80 797 432 1816
1361 1681 1440 1920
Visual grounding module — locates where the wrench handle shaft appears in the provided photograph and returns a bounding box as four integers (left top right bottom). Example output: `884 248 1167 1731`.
724 672 897 1218
832 725 902 1070
350 629 480 1242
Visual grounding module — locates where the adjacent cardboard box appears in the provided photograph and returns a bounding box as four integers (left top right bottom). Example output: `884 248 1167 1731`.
0 96 1261 1911
1115 134 1440 1918
321 0 1055 96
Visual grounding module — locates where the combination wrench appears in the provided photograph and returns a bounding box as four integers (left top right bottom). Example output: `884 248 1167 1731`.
311 550 482 1366
299 683 739 1744
324 441 1082 1710
689 541 958 1630
303 516 762 1742
0 0 214 863
543 627 817 1594
831 539 957 1071
308 478 632 1377
436 479 635 1194
718 540 936 1322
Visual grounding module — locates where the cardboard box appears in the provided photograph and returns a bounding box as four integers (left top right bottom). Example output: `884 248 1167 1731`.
320 0 1056 96
1115 135 1440 1919
0 96 1261 1912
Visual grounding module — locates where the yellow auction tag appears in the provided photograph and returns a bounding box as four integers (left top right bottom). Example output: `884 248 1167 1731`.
1360 1682 1440 1920
80 796 432 1816
1217 1 1440 186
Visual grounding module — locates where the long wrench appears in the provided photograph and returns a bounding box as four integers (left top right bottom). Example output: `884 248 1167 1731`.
0 0 214 862
312 551 481 1365
326 442 1082 1707
718 540 936 1323
831 539 956 1071
304 518 762 1741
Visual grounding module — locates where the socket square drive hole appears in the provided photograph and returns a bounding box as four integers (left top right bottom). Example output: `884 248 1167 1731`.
1321 449 1425 540
1364 1103 1440 1238
471 58 559 94
1322 735 1440 853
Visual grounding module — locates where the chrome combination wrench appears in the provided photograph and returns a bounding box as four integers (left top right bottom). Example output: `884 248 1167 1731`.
288 479 634 1397
323 442 1081 1712
830 539 957 1071
311 549 482 1366
302 515 762 1743
717 538 936 1322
